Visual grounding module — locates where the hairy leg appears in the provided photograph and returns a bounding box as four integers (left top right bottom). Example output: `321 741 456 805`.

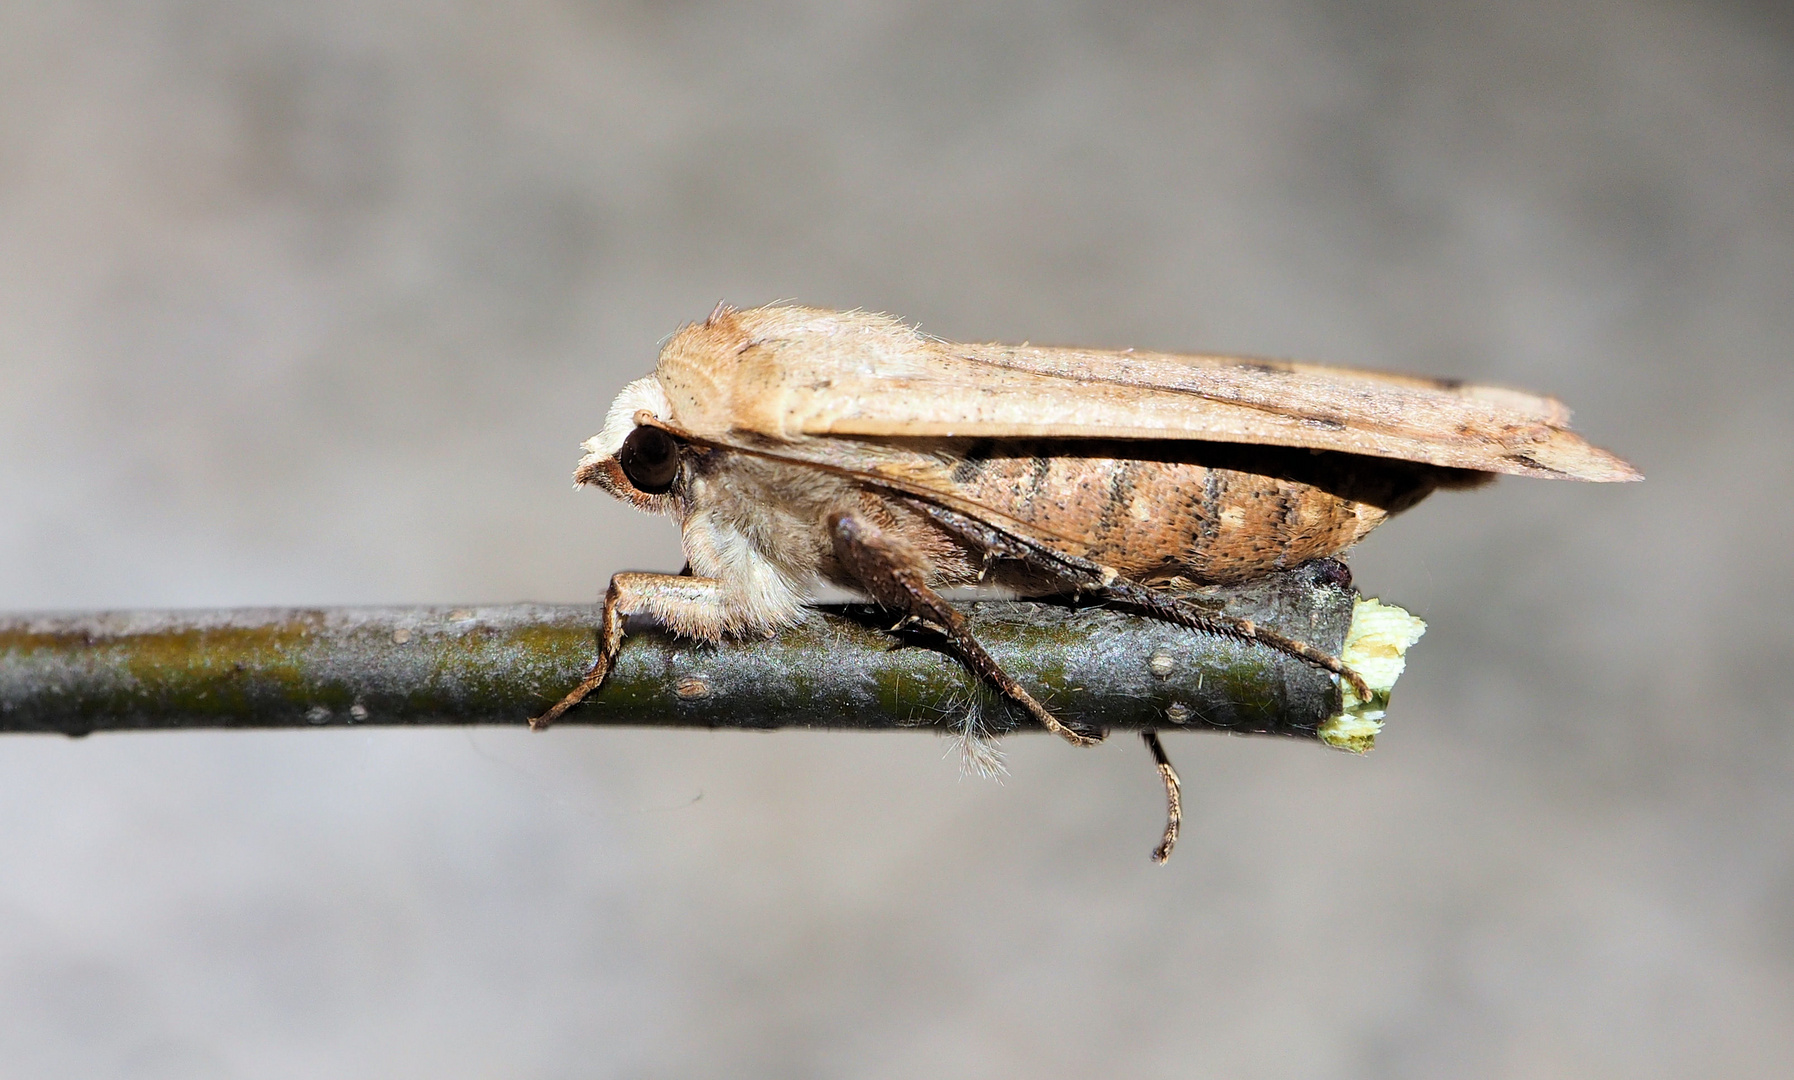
531 572 731 729
1098 577 1371 702
828 511 1104 747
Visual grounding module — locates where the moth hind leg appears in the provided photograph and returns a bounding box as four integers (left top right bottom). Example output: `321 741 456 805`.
1105 576 1372 702
904 500 1371 701
1143 731 1182 864
827 511 1104 748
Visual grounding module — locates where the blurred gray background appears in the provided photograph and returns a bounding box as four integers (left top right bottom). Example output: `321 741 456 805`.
2 0 1790 1076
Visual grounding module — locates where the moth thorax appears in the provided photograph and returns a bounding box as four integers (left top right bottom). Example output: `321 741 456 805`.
655 315 748 436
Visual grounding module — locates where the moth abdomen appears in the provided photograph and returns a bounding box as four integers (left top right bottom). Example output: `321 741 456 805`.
936 441 1414 586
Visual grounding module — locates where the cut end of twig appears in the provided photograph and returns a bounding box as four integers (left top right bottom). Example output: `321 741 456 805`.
1317 597 1426 753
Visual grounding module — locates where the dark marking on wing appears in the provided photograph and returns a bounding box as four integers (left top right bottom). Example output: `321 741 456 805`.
1506 453 1571 477
960 351 1523 440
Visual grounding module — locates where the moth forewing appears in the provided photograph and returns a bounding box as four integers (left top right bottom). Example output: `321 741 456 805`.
674 305 1637 481
540 303 1640 861
777 351 1634 481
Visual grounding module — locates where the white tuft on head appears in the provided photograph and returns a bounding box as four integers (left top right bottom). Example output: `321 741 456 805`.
577 376 672 480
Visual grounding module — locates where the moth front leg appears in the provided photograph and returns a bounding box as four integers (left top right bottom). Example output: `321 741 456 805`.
531 572 730 730
827 511 1104 748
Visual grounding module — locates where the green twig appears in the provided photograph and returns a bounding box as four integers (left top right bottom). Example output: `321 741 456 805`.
0 565 1365 740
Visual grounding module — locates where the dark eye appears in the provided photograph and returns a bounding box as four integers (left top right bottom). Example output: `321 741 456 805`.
618 426 680 494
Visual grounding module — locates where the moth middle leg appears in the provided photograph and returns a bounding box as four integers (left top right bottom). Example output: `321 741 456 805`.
827 511 1104 748
531 572 730 730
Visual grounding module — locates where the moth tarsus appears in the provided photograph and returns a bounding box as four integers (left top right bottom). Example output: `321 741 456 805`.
1143 731 1182 865
540 304 1640 861
530 571 708 731
1103 575 1374 701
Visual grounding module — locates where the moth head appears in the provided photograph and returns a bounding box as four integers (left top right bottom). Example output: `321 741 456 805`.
574 375 685 513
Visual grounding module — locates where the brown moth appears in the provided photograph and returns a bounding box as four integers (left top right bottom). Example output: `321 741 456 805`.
536 304 1639 861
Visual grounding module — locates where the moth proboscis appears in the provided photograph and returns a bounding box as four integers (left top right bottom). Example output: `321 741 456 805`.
536 304 1639 863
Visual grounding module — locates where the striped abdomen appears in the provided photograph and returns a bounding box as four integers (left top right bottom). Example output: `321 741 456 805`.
943 439 1465 584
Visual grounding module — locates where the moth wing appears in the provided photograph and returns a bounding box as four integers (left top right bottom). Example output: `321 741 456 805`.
757 340 1638 482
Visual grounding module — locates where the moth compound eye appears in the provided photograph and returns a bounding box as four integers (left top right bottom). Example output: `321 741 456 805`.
618 426 680 494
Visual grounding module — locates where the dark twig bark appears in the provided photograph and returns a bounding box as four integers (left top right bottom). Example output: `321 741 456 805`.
0 564 1360 740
